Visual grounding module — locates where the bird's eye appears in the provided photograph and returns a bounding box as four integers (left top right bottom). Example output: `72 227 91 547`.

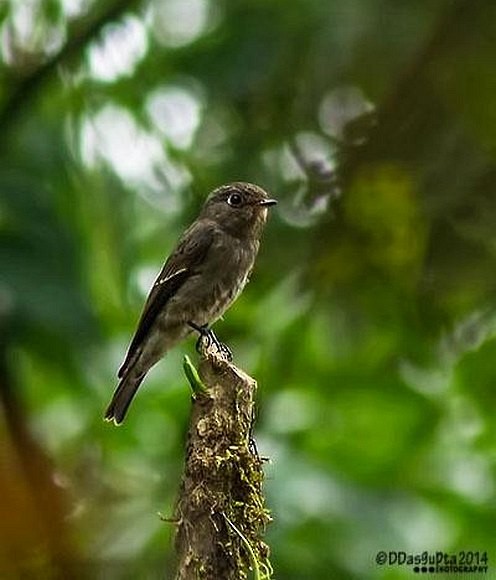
227 192 243 207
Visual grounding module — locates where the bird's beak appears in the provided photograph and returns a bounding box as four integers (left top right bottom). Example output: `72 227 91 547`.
258 198 277 207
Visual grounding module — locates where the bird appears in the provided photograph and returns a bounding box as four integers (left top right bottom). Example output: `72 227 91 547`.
104 182 277 424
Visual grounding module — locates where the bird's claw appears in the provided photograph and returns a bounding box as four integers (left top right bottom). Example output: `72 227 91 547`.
213 338 233 361
188 322 233 361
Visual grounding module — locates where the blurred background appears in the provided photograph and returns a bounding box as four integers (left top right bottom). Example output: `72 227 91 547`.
1 0 496 578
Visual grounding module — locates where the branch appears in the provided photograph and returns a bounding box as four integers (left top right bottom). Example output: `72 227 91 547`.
338 0 475 183
173 353 272 580
0 342 79 577
0 0 142 133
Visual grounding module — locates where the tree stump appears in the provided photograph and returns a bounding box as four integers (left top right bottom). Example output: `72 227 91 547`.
174 352 272 580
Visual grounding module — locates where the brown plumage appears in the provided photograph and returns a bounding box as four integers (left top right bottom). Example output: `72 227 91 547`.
104 182 276 424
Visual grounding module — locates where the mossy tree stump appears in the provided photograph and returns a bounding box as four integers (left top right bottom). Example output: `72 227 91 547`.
174 352 272 580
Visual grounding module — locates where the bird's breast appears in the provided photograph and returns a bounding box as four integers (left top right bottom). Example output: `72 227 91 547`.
188 235 257 322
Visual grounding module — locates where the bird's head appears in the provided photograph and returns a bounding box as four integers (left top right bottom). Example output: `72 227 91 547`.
200 182 277 238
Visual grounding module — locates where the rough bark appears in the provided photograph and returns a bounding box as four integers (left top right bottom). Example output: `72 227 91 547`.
174 352 272 580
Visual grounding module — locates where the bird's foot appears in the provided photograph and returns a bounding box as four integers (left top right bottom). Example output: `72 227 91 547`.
188 321 233 361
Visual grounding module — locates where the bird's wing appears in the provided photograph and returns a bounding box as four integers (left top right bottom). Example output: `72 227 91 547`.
118 221 216 378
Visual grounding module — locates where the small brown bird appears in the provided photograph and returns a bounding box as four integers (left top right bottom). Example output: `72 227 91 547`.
104 182 277 424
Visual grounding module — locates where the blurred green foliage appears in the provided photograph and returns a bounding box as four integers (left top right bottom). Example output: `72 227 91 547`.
1 0 496 578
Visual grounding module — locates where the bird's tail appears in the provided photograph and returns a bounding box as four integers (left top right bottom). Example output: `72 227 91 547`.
104 373 145 425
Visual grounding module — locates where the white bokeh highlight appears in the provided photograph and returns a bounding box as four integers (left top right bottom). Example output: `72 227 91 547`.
319 85 375 142
79 104 191 200
146 85 203 150
88 16 148 83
